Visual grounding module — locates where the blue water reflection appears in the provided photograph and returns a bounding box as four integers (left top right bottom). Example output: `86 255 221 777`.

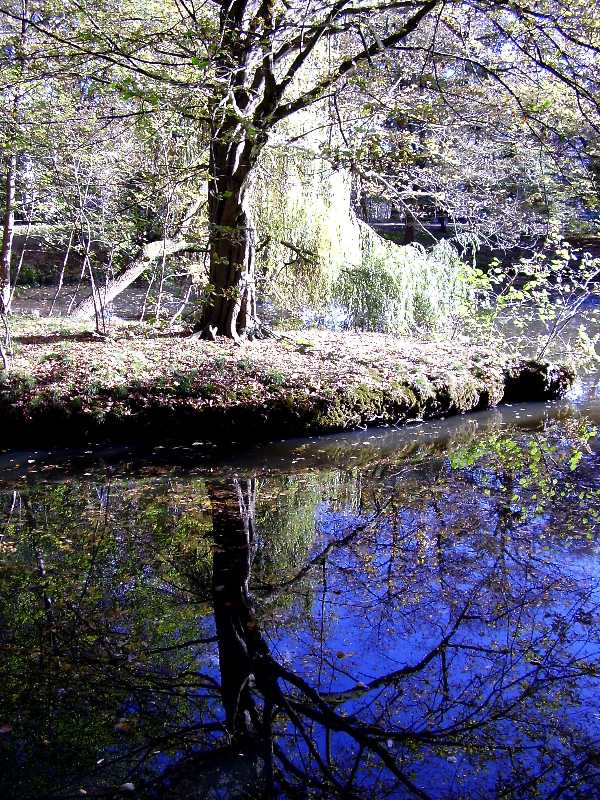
1 394 600 798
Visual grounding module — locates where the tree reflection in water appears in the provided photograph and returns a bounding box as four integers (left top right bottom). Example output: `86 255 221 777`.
0 419 599 799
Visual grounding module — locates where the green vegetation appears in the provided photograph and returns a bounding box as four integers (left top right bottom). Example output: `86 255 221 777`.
0 0 598 344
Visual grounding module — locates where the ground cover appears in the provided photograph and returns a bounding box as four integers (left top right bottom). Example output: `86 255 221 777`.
0 316 574 447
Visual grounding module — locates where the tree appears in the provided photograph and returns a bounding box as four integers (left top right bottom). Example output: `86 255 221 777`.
154 0 600 339
326 7 600 247
0 0 598 338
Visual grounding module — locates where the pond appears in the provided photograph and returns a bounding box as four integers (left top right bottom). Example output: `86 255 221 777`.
1 371 600 799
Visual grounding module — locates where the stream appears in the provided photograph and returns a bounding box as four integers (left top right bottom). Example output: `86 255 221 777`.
1 356 600 798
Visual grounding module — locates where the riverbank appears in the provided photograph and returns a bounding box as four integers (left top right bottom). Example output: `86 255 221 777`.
0 317 575 448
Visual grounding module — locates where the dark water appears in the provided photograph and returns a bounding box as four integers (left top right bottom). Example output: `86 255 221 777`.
1 374 600 799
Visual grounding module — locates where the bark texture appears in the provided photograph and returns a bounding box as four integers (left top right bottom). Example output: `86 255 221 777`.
199 138 261 340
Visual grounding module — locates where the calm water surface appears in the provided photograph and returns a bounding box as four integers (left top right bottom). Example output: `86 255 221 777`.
1 370 600 799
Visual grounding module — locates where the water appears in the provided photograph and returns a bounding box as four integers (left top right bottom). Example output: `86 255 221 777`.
1 374 600 798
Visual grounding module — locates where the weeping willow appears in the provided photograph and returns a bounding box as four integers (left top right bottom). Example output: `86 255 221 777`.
251 145 357 311
334 236 474 333
251 140 473 333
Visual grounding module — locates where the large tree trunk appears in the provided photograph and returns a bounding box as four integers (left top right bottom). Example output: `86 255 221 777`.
0 153 17 313
198 136 261 341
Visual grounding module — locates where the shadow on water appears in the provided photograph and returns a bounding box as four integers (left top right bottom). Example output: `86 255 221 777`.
1 376 600 798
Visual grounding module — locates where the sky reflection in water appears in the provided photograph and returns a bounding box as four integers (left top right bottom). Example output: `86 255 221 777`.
1 396 600 799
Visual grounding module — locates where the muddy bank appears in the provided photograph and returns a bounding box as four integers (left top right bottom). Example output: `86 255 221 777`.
0 320 575 448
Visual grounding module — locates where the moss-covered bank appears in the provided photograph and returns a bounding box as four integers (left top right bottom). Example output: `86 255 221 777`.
0 320 574 448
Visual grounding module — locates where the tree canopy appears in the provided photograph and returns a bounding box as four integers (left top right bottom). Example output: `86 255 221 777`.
0 0 598 337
